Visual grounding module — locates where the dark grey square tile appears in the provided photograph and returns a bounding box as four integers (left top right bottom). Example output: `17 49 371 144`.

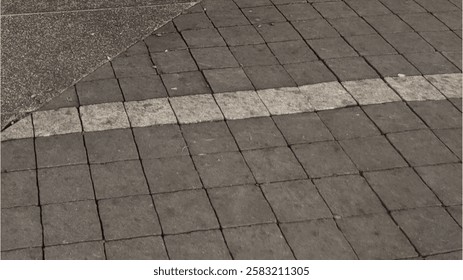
218 25 264 46
400 13 449 32
134 125 188 159
284 61 337 85
84 129 138 164
234 0 272 8
326 57 379 81
268 40 317 64
363 102 426 133
227 117 286 150
328 17 376 36
1 170 37 208
255 22 302 42
39 86 79 110
414 0 459 12
443 52 462 70
420 31 462 52
182 121 238 154
204 68 254 92
345 34 397 56
365 54 421 77
434 128 462 159
76 79 123 105
151 50 198 74
105 236 168 260
409 100 462 129
447 205 462 226
230 44 279 66
162 71 211 96
174 12 214 31
145 32 187 53
45 241 105 260
112 55 156 78
36 133 87 168
1 247 43 260
242 6 286 24
382 32 435 54
121 41 148 57
344 0 391 16
1 206 42 251
119 76 167 101
244 65 296 89
308 37 358 59
1 138 35 172
434 11 462 30
182 29 226 48
292 19 340 40
82 63 114 82
404 52 460 74
380 0 426 14
191 47 239 70
313 2 357 18
364 14 413 34
277 3 321 21
207 9 250 27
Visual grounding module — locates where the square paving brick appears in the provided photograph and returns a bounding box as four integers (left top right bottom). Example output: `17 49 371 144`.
257 87 314 115
242 6 286 24
173 12 214 31
76 79 123 105
415 163 462 206
82 63 114 82
234 0 272 8
365 54 420 77
209 185 275 227
170 94 224 124
98 195 161 240
35 133 87 168
255 22 302 42
182 29 226 48
85 129 138 164
244 65 296 89
318 107 380 140
227 117 286 150
328 17 376 36
202 0 239 11
145 33 187 53
80 102 130 132
191 47 239 70
314 175 386 217
1 170 37 208
218 25 264 46
338 214 417 259
119 76 167 101
38 165 94 204
415 0 459 12
447 205 462 226
392 207 462 255
388 130 458 166
111 55 156 78
292 19 340 40
400 13 449 32
364 168 440 211
1 247 43 260
121 41 148 57
292 141 357 178
33 107 82 137
326 57 379 81
344 0 391 16
263 179 331 222
380 0 426 14
143 156 202 193
193 152 255 188
281 219 356 260
284 61 337 85
39 86 79 110
434 11 462 30
345 34 397 56
340 136 408 171
182 121 238 155
385 76 444 101
154 21 177 34
273 113 333 144
364 14 413 34
1 139 35 172
230 44 279 67
133 125 189 159
162 71 211 96
426 251 462 260
268 40 317 64
204 68 254 92
91 160 149 199
153 189 219 234
404 52 460 74
449 97 462 111
308 37 357 59
1 206 42 251
207 9 250 27
243 147 308 183
434 128 462 159
105 236 168 260
165 230 231 260
216 91 270 119
45 241 105 260
125 98 176 127
342 79 401 105
277 3 321 21
151 50 198 74
42 201 101 246
409 100 462 129
363 102 427 133
443 52 462 70
313 2 357 18
382 32 434 54
223 224 294 260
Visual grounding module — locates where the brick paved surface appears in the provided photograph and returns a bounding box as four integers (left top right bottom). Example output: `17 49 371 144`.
1 0 462 260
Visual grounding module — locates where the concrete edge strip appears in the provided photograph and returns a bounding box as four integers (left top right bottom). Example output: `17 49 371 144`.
1 73 461 141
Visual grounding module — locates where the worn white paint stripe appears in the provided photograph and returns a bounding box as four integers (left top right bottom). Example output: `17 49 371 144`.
1 74 461 141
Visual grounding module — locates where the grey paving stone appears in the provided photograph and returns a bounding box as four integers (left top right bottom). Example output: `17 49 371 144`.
134 125 189 159
345 34 397 56
234 0 272 8
401 13 449 32
80 102 130 132
207 9 250 27
409 100 462 129
1 247 43 260
244 65 296 89
426 250 462 260
105 236 168 260
119 76 167 101
143 156 202 193
313 2 357 18
42 200 101 246
382 32 435 54
153 189 219 234
1 206 42 251
243 147 307 183
121 41 148 57
292 141 358 178
193 152 255 188
165 230 231 260
204 68 254 93
338 213 417 259
99 195 161 240
39 86 79 110
308 37 357 59
268 40 317 64
182 29 226 48
112 54 157 78
365 54 421 77
318 107 380 140
388 130 458 166
281 219 356 260
173 12 214 31
345 0 391 16
447 205 462 226
38 165 94 204
182 121 238 155
263 179 331 222
326 57 379 81
152 50 198 74
363 102 427 133
434 128 462 159
202 0 239 11
404 52 460 75
255 22 302 42
162 71 211 96
328 17 376 36
145 32 187 53
449 0 463 9
84 129 139 164
443 52 462 70
227 117 286 150
1 139 35 172
434 11 462 30
273 113 333 145
191 47 239 70
45 241 105 260
420 31 462 52
392 207 462 255
277 3 321 21
1 170 37 208
218 25 264 46
82 63 115 82
230 44 279 67
414 0 459 12
314 175 386 217
242 6 286 24
341 136 408 171
292 18 340 40
449 97 463 111
223 224 294 260
209 185 275 227
380 0 426 14
36 133 87 168
284 61 337 85
364 168 440 211
364 14 413 34
415 163 462 206
76 79 123 105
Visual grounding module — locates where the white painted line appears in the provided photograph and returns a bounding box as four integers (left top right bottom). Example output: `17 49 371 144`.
170 94 223 124
80 102 130 132
385 76 445 101
299 81 357 110
125 98 176 127
342 79 401 105
257 87 314 115
425 73 462 99
1 115 33 141
33 107 82 137
215 91 270 119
